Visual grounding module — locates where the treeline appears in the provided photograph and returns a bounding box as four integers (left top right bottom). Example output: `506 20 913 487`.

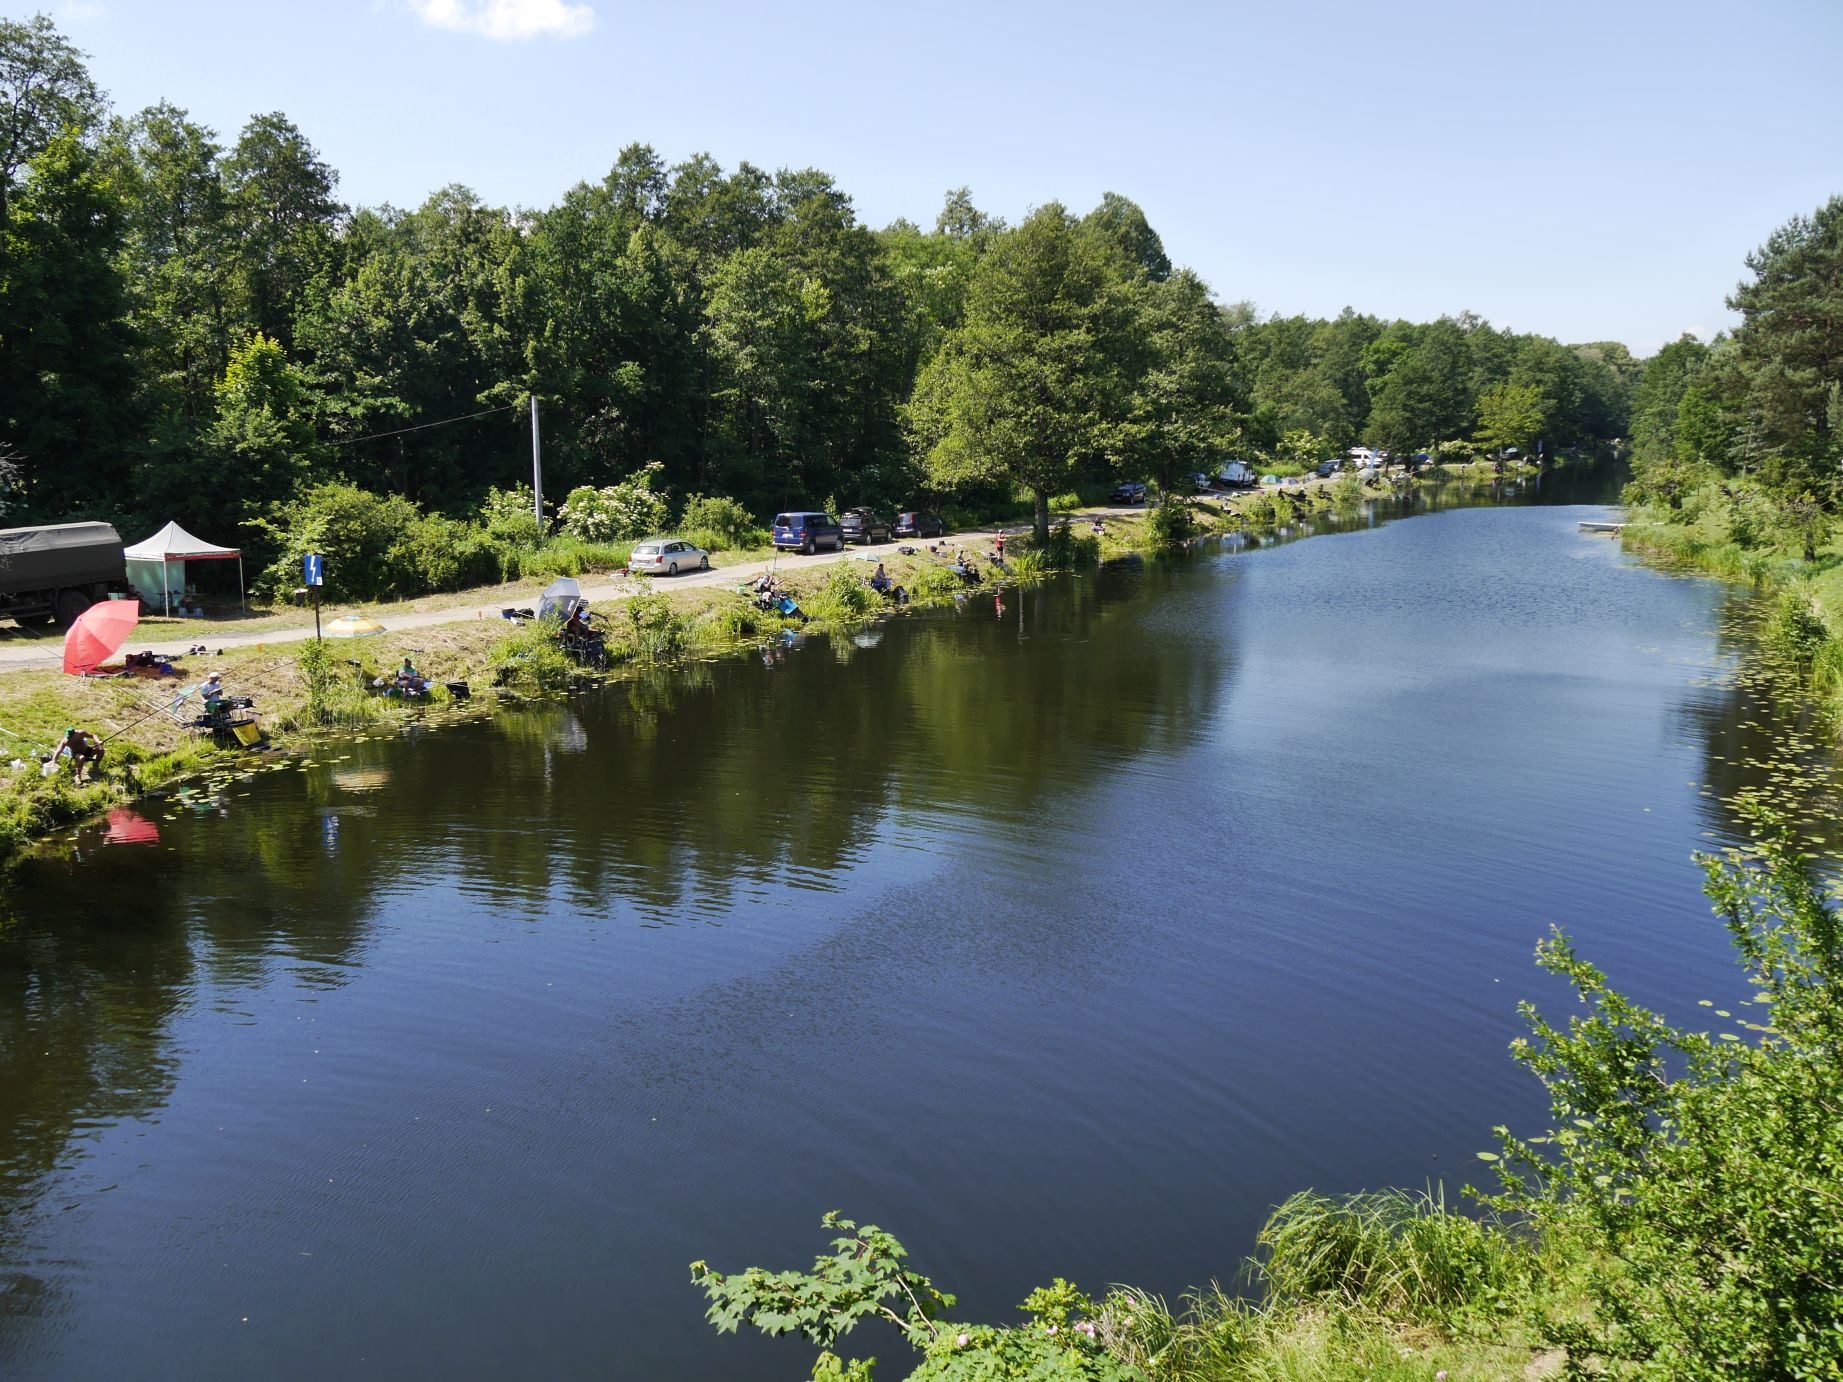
1624 194 1843 514
2 13 1633 563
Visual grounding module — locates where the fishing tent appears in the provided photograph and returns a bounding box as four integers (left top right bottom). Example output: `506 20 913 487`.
124 521 245 614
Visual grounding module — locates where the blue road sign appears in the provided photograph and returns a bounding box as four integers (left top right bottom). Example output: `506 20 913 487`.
304 553 324 587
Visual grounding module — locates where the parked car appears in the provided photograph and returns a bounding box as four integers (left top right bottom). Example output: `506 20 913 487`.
771 511 846 554
893 509 946 538
839 507 892 545
629 539 709 576
1217 461 1259 490
1109 481 1148 504
1190 472 1214 493
1315 460 1339 479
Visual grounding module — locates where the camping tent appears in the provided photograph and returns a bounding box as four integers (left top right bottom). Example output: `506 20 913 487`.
124 521 245 614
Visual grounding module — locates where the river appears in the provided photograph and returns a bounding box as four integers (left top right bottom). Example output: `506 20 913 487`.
1 465 1832 1379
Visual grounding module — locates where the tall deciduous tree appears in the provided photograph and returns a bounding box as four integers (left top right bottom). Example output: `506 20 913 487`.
1473 381 1547 456
908 203 1135 541
0 132 137 519
224 112 341 348
0 13 101 225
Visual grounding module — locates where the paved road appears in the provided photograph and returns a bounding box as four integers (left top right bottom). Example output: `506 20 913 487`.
0 515 1145 672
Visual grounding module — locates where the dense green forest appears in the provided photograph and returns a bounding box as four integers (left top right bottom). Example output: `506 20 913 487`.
2 12 1635 567
1624 193 1843 509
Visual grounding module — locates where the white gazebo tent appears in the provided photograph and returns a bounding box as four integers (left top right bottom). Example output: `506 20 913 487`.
124 520 245 614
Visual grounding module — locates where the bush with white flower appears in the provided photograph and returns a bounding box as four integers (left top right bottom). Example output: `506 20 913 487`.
558 462 669 542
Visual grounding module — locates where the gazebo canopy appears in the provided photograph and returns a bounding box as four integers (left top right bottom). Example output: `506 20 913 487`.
124 521 244 613
125 520 240 562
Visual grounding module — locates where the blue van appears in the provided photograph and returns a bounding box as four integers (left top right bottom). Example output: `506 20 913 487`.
771 511 845 554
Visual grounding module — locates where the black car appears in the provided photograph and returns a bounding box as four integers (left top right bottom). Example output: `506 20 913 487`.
1109 481 1148 504
1315 460 1339 479
839 508 892 545
893 509 945 538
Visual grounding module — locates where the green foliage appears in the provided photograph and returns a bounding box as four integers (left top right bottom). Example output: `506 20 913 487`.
1765 589 1829 662
1472 381 1547 456
679 492 760 550
478 485 544 546
611 589 689 663
252 481 426 600
1034 523 1101 569
1255 1188 1525 1322
1148 494 1193 548
489 623 574 695
691 1213 1135 1382
689 602 760 647
908 203 1140 540
558 462 671 542
1329 472 1363 507
1481 801 1843 1378
289 637 384 729
803 564 879 621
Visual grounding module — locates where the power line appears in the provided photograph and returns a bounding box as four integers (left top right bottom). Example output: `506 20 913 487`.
328 403 518 447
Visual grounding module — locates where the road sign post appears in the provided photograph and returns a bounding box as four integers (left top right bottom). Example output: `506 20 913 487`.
304 553 324 640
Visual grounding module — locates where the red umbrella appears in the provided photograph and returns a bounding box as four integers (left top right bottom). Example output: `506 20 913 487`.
62 600 141 676
104 808 160 846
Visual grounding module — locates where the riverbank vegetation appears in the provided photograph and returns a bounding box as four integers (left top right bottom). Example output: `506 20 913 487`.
1620 194 1843 726
3 13 1632 579
695 802 1843 1379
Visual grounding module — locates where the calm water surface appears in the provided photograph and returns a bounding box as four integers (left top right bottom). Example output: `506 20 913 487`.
2 469 1829 1378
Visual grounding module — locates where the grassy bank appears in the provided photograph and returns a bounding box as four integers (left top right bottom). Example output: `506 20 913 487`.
1621 479 1843 729
0 467 1524 866
0 526 1104 864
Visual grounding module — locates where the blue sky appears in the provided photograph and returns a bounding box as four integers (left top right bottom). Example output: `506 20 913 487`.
29 0 1843 354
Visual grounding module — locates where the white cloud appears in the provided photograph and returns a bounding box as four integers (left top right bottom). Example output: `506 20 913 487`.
406 0 596 40
60 1 106 19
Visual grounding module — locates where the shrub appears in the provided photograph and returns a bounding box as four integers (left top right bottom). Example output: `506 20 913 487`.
1480 799 1843 1377
1148 495 1193 549
610 589 688 663
802 564 878 622
1765 589 1829 662
253 482 427 601
1255 1187 1525 1322
679 493 759 551
906 562 963 601
558 462 670 542
490 623 575 695
291 638 384 728
478 485 544 546
1331 471 1364 507
1039 523 1100 569
690 603 760 647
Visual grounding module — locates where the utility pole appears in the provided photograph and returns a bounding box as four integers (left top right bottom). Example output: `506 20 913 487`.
530 395 543 531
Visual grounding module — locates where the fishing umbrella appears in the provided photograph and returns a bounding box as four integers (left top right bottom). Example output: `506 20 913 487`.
62 600 141 676
323 615 386 639
104 808 160 846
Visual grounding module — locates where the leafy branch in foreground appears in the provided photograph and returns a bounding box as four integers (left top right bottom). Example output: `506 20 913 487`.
690 1211 1135 1380
1480 795 1843 1379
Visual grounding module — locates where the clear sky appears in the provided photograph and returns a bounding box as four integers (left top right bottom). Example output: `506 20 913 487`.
25 0 1843 355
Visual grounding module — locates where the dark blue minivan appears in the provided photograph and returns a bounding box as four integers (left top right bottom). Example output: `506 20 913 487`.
771 511 845 554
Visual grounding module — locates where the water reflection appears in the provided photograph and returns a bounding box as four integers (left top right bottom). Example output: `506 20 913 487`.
9 458 1820 1380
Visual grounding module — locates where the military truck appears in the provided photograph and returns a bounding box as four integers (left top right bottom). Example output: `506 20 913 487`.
0 522 127 628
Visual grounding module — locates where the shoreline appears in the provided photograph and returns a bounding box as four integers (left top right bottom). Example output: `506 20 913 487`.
0 461 1550 868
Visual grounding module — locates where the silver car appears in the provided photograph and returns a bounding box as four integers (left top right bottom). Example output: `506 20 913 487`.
629 539 709 576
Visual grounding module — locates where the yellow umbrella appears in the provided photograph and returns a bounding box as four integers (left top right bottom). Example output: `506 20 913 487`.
323 615 387 639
